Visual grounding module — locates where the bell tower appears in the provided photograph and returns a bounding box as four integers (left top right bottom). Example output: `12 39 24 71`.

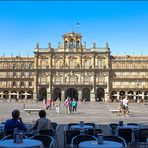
63 32 82 52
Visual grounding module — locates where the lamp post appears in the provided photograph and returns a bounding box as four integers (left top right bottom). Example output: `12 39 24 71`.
136 80 141 103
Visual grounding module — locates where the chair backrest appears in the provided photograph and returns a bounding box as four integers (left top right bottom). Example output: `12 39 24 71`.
85 128 95 136
64 130 80 145
71 134 97 147
30 134 53 148
5 129 13 136
117 128 133 144
67 123 79 130
39 129 53 137
51 122 58 130
104 135 127 147
94 128 103 137
84 123 96 128
108 123 119 135
138 128 148 142
127 123 139 126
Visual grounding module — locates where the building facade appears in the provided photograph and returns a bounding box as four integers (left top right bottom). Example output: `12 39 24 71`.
0 32 148 102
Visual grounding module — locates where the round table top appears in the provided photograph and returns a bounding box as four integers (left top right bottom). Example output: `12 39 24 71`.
70 125 93 130
79 140 123 148
0 139 44 148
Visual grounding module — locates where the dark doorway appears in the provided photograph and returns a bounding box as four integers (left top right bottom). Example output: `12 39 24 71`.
65 88 78 101
39 88 47 101
53 88 61 101
82 88 90 101
96 87 105 102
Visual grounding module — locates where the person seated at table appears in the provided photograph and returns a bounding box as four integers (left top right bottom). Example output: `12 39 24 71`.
32 110 53 131
4 109 27 132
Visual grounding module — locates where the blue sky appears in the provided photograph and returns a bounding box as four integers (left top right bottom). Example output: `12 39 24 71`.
0 1 148 56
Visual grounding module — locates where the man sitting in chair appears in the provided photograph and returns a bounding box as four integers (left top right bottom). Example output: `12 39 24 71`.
4 109 27 132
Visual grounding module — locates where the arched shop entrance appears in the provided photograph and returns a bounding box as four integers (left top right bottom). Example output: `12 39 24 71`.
65 88 78 101
82 88 90 101
39 87 47 101
96 87 105 101
53 88 61 101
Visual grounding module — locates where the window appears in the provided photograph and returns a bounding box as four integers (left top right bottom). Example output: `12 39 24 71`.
12 81 16 87
20 81 24 87
70 39 74 48
29 82 32 87
76 41 79 48
21 63 25 69
13 64 16 69
13 72 16 77
21 72 25 77
64 41 68 49
29 63 32 69
29 72 32 77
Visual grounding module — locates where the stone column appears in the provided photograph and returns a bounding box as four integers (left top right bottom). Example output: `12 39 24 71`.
61 90 65 101
78 90 82 101
133 92 136 101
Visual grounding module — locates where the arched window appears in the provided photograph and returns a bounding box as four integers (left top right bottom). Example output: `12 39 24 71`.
20 81 24 87
13 64 16 69
12 81 16 87
76 41 80 48
29 63 32 69
64 41 68 49
70 39 74 48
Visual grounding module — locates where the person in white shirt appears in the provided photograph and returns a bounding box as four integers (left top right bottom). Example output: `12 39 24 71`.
122 98 129 116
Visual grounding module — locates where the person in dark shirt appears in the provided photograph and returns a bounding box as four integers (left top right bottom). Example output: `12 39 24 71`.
4 109 27 132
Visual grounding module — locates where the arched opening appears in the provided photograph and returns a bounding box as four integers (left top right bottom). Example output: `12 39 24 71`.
96 88 105 102
82 88 90 101
10 91 17 100
19 91 25 99
3 90 9 100
111 91 118 102
53 88 61 101
65 88 78 101
144 91 148 101
119 91 125 97
127 91 134 101
39 88 47 101
27 91 33 99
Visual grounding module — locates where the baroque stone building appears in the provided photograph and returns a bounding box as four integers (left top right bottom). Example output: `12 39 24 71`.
0 32 148 102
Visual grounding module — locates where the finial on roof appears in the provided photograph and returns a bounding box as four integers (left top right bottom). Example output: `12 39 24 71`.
106 42 108 48
93 42 96 48
36 43 39 48
84 41 86 48
58 42 61 48
48 42 51 48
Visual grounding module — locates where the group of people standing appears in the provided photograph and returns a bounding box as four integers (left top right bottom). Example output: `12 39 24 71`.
43 97 78 115
65 96 78 115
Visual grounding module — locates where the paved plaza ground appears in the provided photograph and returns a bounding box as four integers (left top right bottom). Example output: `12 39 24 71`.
1 100 148 147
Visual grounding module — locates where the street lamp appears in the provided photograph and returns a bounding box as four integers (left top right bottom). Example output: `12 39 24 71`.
136 80 141 103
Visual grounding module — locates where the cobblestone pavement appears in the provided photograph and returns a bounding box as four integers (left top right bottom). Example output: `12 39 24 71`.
1 100 148 148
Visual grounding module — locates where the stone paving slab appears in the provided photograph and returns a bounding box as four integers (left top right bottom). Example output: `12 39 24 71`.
1 101 148 148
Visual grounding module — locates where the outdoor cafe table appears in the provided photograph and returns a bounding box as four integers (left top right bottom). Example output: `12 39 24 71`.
0 139 44 148
79 140 123 148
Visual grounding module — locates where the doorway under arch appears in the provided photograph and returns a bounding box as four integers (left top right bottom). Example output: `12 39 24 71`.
65 88 78 101
82 88 90 101
39 87 47 101
96 88 105 102
53 88 61 101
